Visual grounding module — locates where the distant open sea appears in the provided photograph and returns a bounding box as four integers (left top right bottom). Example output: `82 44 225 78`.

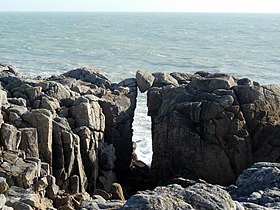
1 12 280 165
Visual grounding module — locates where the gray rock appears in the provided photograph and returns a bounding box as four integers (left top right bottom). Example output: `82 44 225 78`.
136 69 155 92
22 109 53 165
63 67 111 89
79 199 125 210
6 105 28 116
122 183 236 210
0 151 40 188
0 123 21 151
19 128 39 158
149 84 250 184
69 97 105 131
20 193 40 208
152 72 179 87
8 97 27 106
170 72 200 85
40 96 60 111
37 81 74 100
33 177 48 192
232 162 280 209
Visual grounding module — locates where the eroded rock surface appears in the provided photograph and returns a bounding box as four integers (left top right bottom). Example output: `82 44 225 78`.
147 71 280 185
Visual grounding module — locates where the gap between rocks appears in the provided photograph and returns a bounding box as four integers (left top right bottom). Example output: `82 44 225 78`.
132 91 153 167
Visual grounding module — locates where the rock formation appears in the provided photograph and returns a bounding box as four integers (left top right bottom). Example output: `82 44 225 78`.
0 65 137 209
143 71 280 185
0 64 279 209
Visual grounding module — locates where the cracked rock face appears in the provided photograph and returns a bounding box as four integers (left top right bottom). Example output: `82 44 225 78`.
0 65 138 209
147 72 280 185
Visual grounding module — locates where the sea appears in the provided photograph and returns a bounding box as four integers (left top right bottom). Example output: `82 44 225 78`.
1 12 280 165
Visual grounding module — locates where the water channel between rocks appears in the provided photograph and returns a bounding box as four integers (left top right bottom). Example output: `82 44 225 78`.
132 91 153 167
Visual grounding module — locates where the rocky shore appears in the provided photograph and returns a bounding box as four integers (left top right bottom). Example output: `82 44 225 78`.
0 64 279 209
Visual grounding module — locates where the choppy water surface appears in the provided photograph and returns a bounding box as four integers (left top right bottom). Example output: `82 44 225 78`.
1 12 280 165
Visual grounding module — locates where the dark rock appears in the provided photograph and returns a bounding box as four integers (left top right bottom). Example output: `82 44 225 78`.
170 72 200 85
152 72 179 87
63 67 112 89
19 128 39 158
0 123 21 151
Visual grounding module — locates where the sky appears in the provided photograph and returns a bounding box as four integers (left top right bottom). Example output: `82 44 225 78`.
1 0 280 13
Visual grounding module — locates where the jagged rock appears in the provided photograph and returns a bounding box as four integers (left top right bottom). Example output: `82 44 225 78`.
8 97 27 106
63 67 112 89
0 177 9 194
148 73 280 185
40 96 61 112
231 162 280 209
5 186 30 206
20 193 41 208
19 128 39 158
79 198 125 210
152 72 179 87
99 78 137 181
136 70 155 92
233 84 280 163
121 183 236 210
69 96 105 131
23 109 53 165
74 126 100 193
170 72 200 85
37 81 74 100
0 123 21 151
46 175 59 199
0 151 40 188
6 104 28 117
33 176 48 192
11 83 42 102
52 118 87 193
188 73 237 92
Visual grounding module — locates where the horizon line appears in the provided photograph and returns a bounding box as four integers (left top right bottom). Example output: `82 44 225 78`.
1 10 280 14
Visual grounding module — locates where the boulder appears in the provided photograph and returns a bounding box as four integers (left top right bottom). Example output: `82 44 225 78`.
135 70 155 92
121 183 236 210
231 162 280 209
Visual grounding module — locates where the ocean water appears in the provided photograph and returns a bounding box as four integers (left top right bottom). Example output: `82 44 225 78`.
1 12 280 165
